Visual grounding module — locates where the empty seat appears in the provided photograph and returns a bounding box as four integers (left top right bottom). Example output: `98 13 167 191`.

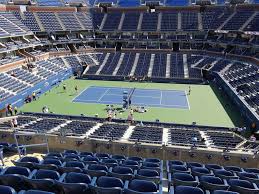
64 172 91 184
174 185 204 194
170 165 190 174
136 169 160 184
122 160 139 170
63 150 78 155
80 152 93 157
0 185 17 194
228 179 259 194
212 190 239 194
32 169 60 180
85 164 108 177
125 179 159 193
225 166 243 173
25 178 58 193
111 155 126 162
109 166 134 181
192 167 212 177
101 159 118 168
82 156 99 164
244 168 259 175
128 156 143 163
19 157 40 164
200 175 229 191
0 174 28 191
21 190 54 194
168 160 185 166
171 173 199 187
94 176 124 194
57 182 89 194
205 164 223 171
42 159 62 166
214 170 238 180
95 153 109 159
187 162 203 168
238 172 259 184
64 161 85 169
3 166 31 177
145 158 160 163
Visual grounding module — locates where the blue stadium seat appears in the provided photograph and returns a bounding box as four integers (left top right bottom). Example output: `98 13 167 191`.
187 162 203 168
64 161 85 169
238 172 259 184
42 159 63 166
57 182 89 194
85 164 108 177
109 166 134 181
224 166 243 173
200 175 229 191
25 178 57 193
214 170 238 180
244 168 259 175
82 156 100 165
136 169 161 184
174 185 204 194
93 176 124 194
95 153 110 159
191 167 213 177
212 190 239 194
122 160 140 170
101 159 118 168
0 174 28 191
111 155 126 162
0 185 17 194
205 164 223 171
228 179 259 193
32 169 61 180
170 173 199 187
125 179 160 194
21 190 54 194
63 172 91 184
2 166 32 177
128 156 143 163
80 152 93 157
169 165 190 174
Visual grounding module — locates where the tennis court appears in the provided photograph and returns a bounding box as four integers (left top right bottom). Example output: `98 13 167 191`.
72 86 190 109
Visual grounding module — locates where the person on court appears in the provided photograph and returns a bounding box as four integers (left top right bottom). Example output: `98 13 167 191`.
75 85 78 93
188 86 191 95
63 84 66 92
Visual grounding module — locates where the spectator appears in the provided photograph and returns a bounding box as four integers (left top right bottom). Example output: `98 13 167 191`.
13 118 18 128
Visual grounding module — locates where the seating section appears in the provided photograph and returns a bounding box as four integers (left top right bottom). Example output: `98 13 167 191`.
13 12 41 32
141 12 158 31
57 120 96 136
121 12 140 31
222 63 259 116
85 52 202 79
6 113 248 151
102 12 122 31
88 123 128 140
129 126 163 144
0 12 31 37
167 159 259 194
57 12 83 31
36 0 63 6
37 12 63 31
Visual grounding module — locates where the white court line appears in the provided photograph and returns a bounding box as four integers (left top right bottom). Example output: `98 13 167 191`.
71 87 89 102
160 90 163 105
185 90 191 110
97 88 110 103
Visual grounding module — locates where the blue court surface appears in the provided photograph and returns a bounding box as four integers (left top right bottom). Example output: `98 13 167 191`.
72 86 190 109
